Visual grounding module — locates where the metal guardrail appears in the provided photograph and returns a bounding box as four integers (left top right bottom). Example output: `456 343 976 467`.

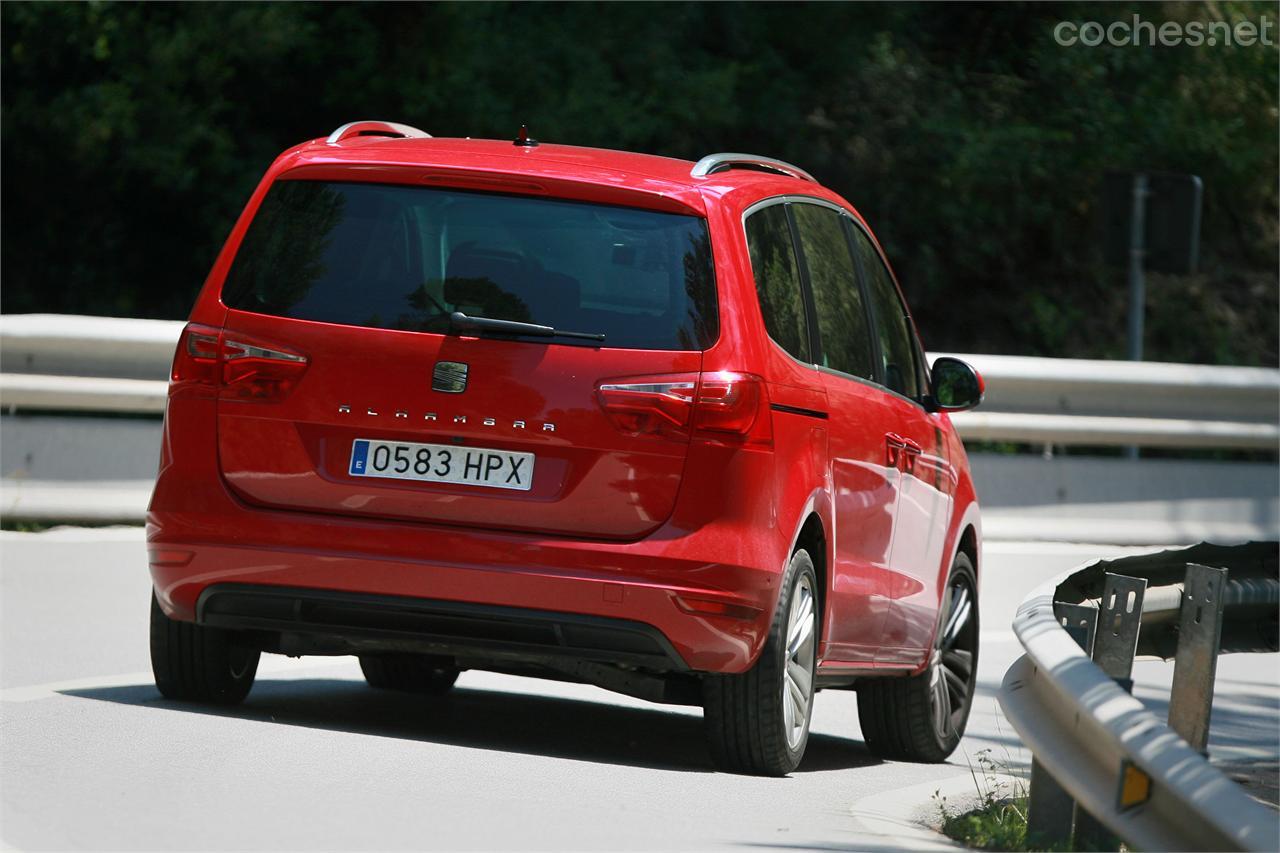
952 411 1277 450
0 314 184 380
1 314 1278 449
932 350 1279 449
999 541 1279 851
933 351 1280 423
0 374 167 414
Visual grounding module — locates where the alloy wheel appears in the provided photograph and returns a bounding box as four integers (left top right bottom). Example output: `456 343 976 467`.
782 573 817 750
929 573 977 741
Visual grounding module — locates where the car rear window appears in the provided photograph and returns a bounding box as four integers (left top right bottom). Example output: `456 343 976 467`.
221 180 718 350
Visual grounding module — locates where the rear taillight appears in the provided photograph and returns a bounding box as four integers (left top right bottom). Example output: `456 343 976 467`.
597 374 698 438
220 339 308 401
171 323 308 402
171 324 222 387
596 371 771 444
693 372 766 436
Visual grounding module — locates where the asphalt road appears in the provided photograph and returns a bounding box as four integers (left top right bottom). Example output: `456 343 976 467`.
2 529 1275 851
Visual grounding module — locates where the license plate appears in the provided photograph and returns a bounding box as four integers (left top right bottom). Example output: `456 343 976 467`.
348 438 534 491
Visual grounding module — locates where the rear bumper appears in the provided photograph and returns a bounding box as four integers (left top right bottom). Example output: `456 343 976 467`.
198 584 689 670
148 506 783 673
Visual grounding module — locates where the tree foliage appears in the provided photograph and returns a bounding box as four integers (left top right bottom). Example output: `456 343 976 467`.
3 1 1275 364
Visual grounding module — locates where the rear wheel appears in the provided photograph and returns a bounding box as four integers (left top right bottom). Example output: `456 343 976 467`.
702 549 818 776
857 552 978 762
150 592 260 705
358 654 460 694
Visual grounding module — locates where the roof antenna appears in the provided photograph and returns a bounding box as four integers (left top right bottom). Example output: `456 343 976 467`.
513 124 539 147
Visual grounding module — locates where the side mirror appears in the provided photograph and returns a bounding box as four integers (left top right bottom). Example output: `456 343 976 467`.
930 357 984 412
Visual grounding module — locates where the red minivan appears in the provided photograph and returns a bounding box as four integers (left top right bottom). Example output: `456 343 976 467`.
148 121 984 775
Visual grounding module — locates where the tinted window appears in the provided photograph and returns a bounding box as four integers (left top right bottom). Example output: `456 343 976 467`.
792 204 875 381
222 181 717 350
850 226 920 398
744 204 810 362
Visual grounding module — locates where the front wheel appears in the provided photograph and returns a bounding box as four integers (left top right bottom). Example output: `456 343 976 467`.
702 549 819 776
857 552 979 762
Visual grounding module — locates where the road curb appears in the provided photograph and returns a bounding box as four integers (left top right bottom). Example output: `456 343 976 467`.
849 772 970 850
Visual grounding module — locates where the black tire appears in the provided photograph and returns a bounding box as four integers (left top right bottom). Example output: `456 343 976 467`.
150 591 260 705
857 552 979 762
702 549 819 776
358 654 460 694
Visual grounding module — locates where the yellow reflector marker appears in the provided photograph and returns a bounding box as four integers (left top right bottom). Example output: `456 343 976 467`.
1118 760 1152 809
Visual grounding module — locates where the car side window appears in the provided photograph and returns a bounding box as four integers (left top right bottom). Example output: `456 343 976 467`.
744 204 811 362
849 226 920 399
791 203 875 381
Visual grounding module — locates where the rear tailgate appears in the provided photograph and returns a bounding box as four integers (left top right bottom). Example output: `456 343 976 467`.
210 177 718 539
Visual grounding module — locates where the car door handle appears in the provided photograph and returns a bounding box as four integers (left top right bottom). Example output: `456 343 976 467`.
886 433 921 471
900 437 922 473
885 433 907 468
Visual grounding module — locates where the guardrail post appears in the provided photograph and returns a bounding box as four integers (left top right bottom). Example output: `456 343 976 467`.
1075 572 1147 851
1026 604 1097 847
1168 563 1228 753
1091 573 1147 688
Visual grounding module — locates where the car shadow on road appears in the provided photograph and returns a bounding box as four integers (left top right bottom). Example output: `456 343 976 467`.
63 677 882 776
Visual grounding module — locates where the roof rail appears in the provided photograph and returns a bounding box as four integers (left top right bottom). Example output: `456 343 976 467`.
326 121 432 146
690 152 816 183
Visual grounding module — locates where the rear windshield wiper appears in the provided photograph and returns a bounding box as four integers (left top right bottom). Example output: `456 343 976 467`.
449 311 605 342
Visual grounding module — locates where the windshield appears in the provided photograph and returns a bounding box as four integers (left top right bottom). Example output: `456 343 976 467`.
221 180 718 350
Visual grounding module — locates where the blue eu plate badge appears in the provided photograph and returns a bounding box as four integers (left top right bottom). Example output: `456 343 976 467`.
349 439 371 475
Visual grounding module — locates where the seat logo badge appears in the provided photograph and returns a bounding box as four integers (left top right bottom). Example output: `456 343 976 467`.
433 361 469 394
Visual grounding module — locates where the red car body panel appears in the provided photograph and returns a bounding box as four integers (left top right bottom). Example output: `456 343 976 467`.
149 135 980 680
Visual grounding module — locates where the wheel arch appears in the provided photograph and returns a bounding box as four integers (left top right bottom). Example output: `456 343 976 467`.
916 500 982 675
949 496 983 588
775 477 833 638
793 511 828 645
